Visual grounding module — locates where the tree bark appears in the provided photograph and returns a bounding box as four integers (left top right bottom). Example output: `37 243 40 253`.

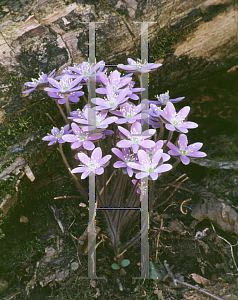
0 0 237 213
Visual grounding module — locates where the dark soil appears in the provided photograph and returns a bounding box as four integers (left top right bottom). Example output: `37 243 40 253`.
1 147 238 300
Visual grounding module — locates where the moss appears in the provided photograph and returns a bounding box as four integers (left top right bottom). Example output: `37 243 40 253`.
149 21 201 62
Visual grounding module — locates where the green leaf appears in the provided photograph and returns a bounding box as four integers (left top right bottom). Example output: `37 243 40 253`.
111 263 120 270
120 259 130 267
149 261 167 283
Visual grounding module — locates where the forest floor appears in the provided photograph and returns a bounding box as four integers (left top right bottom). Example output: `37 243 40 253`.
1 136 238 300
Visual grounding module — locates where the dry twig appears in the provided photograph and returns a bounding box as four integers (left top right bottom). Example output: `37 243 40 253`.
54 195 81 199
180 198 192 214
55 268 87 286
155 218 163 263
50 204 65 233
211 223 238 272
153 176 189 209
163 260 225 300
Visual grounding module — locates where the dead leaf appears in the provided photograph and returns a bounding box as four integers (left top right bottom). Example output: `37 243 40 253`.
104 269 112 275
20 216 28 223
191 273 210 286
186 295 201 300
44 246 56 262
90 279 97 288
197 240 209 254
62 17 70 25
1 193 18 216
167 219 188 234
154 289 164 300
120 267 126 276
192 187 238 234
93 288 100 298
24 164 35 181
71 262 79 271
2 6 9 12
77 226 101 254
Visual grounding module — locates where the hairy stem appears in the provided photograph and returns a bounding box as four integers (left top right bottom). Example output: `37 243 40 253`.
99 170 117 196
64 94 71 117
55 101 69 124
82 94 88 104
58 144 87 200
149 180 154 212
157 120 164 141
163 130 173 149
108 169 123 207
96 184 118 252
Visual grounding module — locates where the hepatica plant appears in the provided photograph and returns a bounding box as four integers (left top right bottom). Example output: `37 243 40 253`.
23 59 206 256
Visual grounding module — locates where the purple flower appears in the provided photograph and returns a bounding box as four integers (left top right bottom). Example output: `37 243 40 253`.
44 75 84 104
45 75 83 94
149 104 162 118
42 124 71 146
141 140 170 162
68 104 91 120
128 149 172 180
126 81 145 100
159 102 198 133
71 147 111 179
111 102 147 124
69 61 105 82
91 85 129 111
117 121 155 153
111 148 138 177
55 67 74 80
167 134 206 165
47 91 84 104
132 179 148 196
96 70 132 94
62 123 102 150
74 107 118 131
149 91 184 105
147 104 163 128
23 69 56 93
117 58 162 74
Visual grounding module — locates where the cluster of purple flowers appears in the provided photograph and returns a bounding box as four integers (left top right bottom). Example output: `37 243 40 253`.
24 58 206 195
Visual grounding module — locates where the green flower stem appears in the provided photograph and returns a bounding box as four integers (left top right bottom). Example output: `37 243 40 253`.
58 143 87 200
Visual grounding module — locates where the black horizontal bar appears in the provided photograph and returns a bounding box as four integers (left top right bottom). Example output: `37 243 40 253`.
97 207 141 210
